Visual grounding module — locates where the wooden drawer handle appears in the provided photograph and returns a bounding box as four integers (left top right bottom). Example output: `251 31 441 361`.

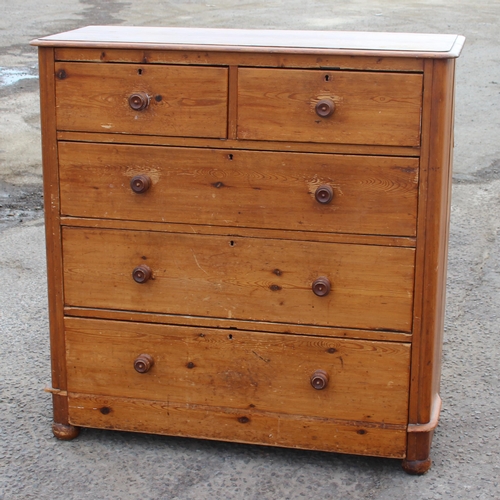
315 99 335 118
130 175 151 194
128 92 150 111
134 353 154 373
311 369 329 390
312 277 331 297
315 185 334 204
132 264 152 284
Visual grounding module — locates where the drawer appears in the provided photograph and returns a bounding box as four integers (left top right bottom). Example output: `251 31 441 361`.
62 228 415 332
65 317 411 426
238 68 422 146
59 142 418 237
55 62 228 138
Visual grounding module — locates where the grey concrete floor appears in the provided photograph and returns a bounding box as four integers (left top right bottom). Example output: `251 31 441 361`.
1 1 499 499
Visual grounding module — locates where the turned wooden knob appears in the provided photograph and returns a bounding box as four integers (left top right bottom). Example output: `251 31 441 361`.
130 175 151 194
134 354 154 373
315 185 334 204
312 277 331 297
311 370 329 390
315 99 335 117
128 92 149 111
132 264 152 283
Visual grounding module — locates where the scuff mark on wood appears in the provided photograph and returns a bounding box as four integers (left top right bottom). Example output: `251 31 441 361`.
252 351 270 363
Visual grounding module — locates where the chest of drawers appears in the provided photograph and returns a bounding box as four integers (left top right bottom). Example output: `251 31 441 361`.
32 26 464 474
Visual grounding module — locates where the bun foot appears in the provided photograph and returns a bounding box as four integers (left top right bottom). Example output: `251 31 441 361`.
52 422 80 440
402 458 432 475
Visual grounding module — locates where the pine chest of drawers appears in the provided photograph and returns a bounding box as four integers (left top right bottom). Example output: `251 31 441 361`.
32 26 464 474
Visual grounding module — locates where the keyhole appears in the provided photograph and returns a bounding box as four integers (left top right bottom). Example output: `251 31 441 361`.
230 240 235 246
324 74 330 81
137 68 143 75
228 154 233 160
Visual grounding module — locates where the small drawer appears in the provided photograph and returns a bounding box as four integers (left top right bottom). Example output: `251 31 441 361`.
238 68 422 146
58 142 419 237
55 62 228 138
62 228 415 332
65 317 411 426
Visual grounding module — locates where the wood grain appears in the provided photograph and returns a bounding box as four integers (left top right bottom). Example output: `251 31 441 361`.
63 306 412 343
65 317 410 424
38 47 70 425
62 227 415 332
67 393 407 458
409 59 434 424
410 59 456 426
54 47 425 72
58 142 419 237
35 27 463 464
238 68 423 146
228 65 238 139
59 216 417 248
55 62 228 138
405 58 456 466
56 131 421 157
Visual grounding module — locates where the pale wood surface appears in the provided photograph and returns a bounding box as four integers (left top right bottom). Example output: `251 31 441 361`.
238 68 423 146
56 131 421 157
32 26 464 59
410 59 456 426
228 66 238 140
60 217 417 248
68 393 407 458
58 142 419 237
35 27 462 464
65 317 411 424
55 62 228 137
407 394 442 433
426 59 455 419
54 47 425 72
405 58 456 465
62 227 415 332
64 306 412 343
408 59 434 425
38 48 70 425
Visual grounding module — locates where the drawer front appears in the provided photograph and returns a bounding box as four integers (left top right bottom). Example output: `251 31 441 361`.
65 317 411 425
59 142 419 237
62 228 415 332
238 68 422 146
68 392 407 458
55 62 228 138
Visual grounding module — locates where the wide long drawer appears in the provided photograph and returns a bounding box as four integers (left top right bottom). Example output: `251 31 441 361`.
59 142 419 237
62 227 415 332
238 68 423 146
65 317 411 425
55 62 228 138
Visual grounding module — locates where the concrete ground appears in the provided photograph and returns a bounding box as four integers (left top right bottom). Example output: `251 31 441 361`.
1 1 499 499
